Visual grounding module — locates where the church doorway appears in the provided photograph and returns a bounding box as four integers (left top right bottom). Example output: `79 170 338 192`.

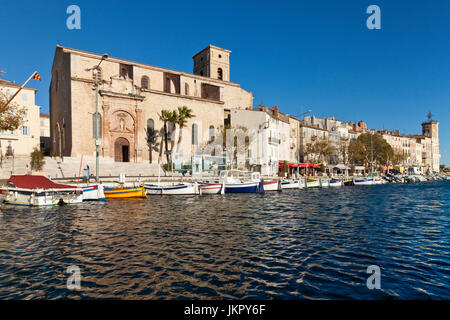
114 137 130 162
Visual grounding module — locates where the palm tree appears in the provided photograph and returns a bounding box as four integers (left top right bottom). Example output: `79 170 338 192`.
158 109 177 164
145 126 160 163
174 106 195 154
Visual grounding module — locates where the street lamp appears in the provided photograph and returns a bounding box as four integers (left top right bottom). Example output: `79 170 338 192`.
297 108 311 177
86 53 108 182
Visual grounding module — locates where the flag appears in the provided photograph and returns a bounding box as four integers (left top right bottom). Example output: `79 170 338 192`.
32 72 41 81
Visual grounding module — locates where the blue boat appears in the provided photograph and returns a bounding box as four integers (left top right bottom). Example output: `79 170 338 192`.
219 170 264 193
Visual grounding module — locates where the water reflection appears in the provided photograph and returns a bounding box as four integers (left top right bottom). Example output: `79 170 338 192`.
0 181 449 299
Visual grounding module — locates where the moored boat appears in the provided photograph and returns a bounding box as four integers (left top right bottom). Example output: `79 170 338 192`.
329 179 343 187
219 170 264 193
343 179 354 186
320 179 330 187
353 177 374 186
263 180 281 191
144 182 199 195
1 175 83 206
306 178 321 188
80 184 106 201
104 185 147 199
198 182 225 195
280 179 305 189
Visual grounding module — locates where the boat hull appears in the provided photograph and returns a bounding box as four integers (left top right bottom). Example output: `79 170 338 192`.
353 178 374 186
104 186 147 199
145 183 198 195
306 179 321 188
329 179 343 187
225 182 259 193
263 181 280 191
198 183 224 195
81 184 106 201
1 187 83 206
281 180 304 189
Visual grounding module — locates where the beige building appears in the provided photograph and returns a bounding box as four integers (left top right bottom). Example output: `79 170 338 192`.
0 79 40 156
50 45 253 163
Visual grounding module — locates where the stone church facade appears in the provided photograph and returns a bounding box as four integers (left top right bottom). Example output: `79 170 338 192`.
50 45 253 163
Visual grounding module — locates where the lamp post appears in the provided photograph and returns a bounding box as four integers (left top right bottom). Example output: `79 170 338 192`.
86 53 108 182
296 108 311 177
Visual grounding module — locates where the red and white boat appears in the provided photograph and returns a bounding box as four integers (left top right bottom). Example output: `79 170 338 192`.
263 180 281 191
198 182 225 195
1 175 83 206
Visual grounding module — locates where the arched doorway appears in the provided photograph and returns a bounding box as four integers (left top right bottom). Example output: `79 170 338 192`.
114 137 130 162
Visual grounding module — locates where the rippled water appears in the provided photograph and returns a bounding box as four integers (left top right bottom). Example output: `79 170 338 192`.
0 181 449 299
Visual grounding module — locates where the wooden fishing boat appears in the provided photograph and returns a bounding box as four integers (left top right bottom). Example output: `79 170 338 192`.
219 170 264 193
263 180 281 191
306 178 321 188
280 179 305 189
198 182 225 195
343 179 354 186
104 185 146 199
1 175 83 206
329 179 343 187
353 177 374 186
144 182 199 195
71 184 106 201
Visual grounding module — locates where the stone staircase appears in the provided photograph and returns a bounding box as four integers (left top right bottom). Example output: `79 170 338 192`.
0 156 164 180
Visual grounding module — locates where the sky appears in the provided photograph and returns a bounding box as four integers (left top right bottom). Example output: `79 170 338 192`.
0 0 449 165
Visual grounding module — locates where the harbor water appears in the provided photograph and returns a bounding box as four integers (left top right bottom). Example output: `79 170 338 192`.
0 180 449 299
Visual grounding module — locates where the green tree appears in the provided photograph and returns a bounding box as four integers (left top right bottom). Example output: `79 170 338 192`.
174 106 195 154
0 90 26 161
158 109 177 164
30 147 45 171
305 136 334 164
348 133 394 170
145 125 159 164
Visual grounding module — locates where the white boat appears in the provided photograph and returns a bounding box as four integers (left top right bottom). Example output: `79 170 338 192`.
306 178 321 188
144 182 199 195
80 184 106 201
219 170 263 193
263 180 281 191
353 177 374 186
281 179 305 189
320 179 330 187
1 175 83 206
198 182 225 195
329 179 343 187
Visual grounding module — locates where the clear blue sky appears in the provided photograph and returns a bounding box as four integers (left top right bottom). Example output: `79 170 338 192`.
1 0 449 165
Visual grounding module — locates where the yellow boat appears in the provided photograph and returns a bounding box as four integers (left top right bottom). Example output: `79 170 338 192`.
104 185 147 199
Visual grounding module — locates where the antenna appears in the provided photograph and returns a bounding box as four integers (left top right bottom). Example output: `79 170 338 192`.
427 111 433 121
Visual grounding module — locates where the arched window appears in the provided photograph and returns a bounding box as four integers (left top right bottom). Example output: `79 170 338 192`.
92 67 102 81
209 125 215 142
147 118 154 133
141 76 149 89
192 123 198 145
217 68 223 80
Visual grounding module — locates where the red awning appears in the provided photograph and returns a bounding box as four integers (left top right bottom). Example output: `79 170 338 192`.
6 175 76 190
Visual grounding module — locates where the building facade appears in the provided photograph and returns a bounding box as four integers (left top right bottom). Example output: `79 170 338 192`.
0 79 40 156
50 45 253 163
40 113 51 155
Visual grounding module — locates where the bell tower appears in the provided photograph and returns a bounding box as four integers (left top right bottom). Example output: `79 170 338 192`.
193 45 231 81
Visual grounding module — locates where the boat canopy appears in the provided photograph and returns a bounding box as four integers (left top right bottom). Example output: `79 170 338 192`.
6 175 76 190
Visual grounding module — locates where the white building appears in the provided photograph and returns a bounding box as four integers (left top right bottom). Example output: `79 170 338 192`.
0 79 40 156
